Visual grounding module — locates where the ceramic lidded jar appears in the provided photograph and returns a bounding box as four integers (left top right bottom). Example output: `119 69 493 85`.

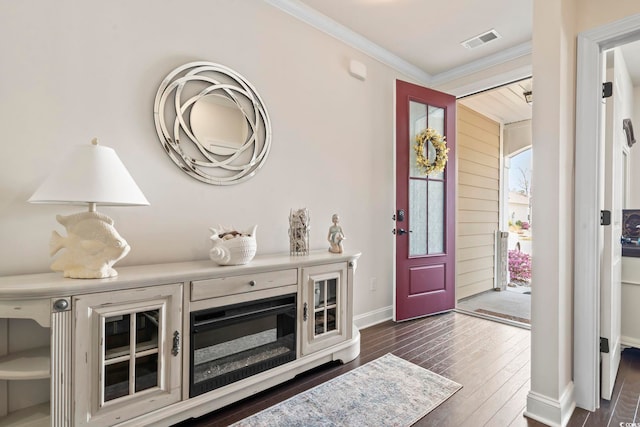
209 225 257 266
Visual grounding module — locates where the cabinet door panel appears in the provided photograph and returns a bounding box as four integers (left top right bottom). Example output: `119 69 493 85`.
301 263 348 356
73 283 182 427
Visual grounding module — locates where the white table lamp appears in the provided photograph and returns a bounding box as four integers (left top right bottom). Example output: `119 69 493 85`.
29 138 149 279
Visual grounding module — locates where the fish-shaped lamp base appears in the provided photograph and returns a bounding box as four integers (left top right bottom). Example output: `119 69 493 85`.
49 211 131 279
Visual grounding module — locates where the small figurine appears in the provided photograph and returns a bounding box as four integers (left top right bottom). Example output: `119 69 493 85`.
327 214 346 254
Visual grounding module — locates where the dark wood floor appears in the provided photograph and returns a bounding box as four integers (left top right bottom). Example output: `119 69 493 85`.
175 312 640 426
568 346 640 426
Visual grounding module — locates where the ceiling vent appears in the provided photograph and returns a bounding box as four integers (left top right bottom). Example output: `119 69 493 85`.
461 29 502 49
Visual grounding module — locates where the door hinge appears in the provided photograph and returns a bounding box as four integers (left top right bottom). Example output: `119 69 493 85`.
601 210 611 226
600 337 610 353
603 82 613 98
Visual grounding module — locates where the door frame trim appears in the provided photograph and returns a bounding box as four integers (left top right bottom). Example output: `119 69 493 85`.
574 13 640 411
392 80 398 321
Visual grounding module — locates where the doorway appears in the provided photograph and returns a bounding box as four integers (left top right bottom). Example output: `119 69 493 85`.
454 78 533 326
575 17 640 409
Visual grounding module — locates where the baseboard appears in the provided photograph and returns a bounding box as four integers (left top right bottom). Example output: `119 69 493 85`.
353 305 393 330
524 382 575 427
621 335 640 349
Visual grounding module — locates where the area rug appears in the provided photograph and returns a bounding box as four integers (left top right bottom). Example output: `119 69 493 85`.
230 353 462 427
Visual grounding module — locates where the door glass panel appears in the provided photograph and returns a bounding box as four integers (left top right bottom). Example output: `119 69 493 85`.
428 180 445 254
326 307 337 332
105 314 130 360
135 354 158 392
409 101 427 178
428 106 444 135
407 102 446 257
327 279 337 305
314 281 325 308
136 310 159 352
314 311 325 335
427 106 445 179
104 361 129 402
409 179 427 256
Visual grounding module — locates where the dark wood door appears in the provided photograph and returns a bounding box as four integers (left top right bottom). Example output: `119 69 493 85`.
395 79 456 321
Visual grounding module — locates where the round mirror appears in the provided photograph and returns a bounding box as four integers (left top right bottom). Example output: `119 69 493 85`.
153 62 272 185
190 94 249 156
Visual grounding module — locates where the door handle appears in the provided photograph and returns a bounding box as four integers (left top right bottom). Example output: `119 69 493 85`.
392 228 412 235
172 331 180 356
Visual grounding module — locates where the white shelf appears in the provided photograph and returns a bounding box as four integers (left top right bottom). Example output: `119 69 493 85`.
0 402 49 427
0 347 50 380
0 300 51 328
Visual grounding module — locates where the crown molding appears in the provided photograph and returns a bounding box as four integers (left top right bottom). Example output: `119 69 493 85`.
430 41 532 86
264 0 532 88
264 0 432 85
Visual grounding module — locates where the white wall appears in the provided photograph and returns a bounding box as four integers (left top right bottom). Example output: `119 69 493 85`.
630 86 640 207
527 1 640 425
527 0 576 424
577 2 640 32
0 1 404 320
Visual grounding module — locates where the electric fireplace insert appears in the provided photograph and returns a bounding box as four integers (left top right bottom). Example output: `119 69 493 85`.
189 294 297 397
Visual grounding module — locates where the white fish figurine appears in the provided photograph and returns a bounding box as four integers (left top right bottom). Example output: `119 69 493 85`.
50 212 130 278
209 225 257 266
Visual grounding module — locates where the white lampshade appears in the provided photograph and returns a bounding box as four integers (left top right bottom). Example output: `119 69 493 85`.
29 138 149 207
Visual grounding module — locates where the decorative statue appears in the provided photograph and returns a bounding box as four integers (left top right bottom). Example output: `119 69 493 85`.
289 208 310 255
327 214 346 254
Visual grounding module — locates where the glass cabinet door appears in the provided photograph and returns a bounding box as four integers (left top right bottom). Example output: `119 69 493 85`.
313 278 338 336
73 283 182 427
102 309 160 403
301 263 348 356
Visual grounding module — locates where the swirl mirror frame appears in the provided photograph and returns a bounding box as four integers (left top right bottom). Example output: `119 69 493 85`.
153 61 272 185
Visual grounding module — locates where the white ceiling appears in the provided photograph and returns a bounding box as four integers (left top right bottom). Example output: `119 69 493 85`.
297 0 531 76
266 2 640 125
459 77 532 124
267 0 533 123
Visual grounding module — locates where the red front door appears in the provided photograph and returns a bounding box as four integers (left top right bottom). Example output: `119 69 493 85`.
395 79 456 321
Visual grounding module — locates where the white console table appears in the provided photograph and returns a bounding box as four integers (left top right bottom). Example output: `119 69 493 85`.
0 250 361 426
